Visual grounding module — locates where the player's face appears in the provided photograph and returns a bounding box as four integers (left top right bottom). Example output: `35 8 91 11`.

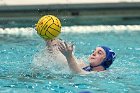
88 47 106 66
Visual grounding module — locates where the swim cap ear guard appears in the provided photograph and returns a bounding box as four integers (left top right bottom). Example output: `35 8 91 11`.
100 46 116 70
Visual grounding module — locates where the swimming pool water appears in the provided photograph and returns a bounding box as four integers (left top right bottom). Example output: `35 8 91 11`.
0 25 140 93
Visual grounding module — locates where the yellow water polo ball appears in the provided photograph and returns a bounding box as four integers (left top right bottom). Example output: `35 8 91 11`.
35 15 61 40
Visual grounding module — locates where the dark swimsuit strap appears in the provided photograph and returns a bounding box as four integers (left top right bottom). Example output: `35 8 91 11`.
82 65 93 72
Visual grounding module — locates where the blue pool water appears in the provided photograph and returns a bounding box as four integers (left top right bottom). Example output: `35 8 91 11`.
0 25 140 93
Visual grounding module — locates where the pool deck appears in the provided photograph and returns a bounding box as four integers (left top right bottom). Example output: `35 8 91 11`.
0 0 140 27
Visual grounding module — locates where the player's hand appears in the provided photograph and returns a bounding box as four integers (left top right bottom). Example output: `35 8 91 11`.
58 42 74 58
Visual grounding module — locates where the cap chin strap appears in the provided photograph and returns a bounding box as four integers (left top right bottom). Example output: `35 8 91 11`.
90 61 107 70
83 61 106 72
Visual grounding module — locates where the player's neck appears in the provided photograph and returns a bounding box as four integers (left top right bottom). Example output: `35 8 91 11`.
93 66 105 72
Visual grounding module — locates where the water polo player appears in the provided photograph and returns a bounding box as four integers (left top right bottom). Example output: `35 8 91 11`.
58 41 116 74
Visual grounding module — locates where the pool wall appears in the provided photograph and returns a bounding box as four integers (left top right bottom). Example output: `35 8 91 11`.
0 1 140 27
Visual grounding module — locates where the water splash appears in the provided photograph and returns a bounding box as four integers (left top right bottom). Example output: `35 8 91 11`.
32 47 71 75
